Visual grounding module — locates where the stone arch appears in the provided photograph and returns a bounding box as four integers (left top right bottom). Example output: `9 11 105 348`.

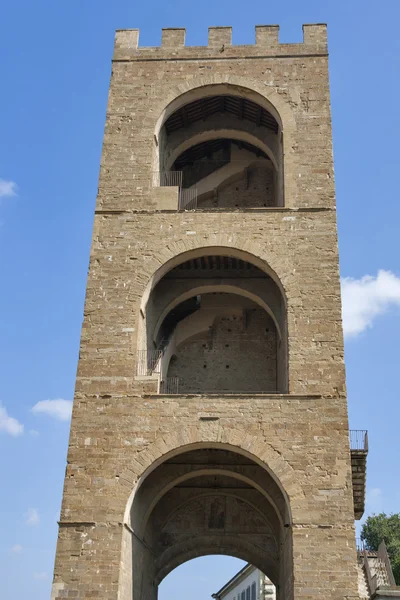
139 244 288 316
155 538 277 585
119 436 294 600
153 77 295 142
165 127 279 172
137 244 289 393
151 77 298 207
153 284 282 344
139 468 285 536
122 434 294 523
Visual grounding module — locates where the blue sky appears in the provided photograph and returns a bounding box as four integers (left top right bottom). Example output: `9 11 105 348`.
1 1 400 599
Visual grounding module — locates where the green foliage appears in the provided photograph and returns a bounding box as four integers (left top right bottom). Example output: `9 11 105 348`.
361 513 400 585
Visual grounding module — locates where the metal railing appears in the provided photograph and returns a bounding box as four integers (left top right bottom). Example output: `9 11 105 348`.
349 430 368 452
152 170 198 211
136 349 163 376
178 187 198 211
152 170 183 187
356 537 365 553
159 377 180 395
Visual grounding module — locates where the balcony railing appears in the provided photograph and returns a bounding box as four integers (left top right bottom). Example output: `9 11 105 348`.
152 170 183 187
153 170 198 211
349 430 368 452
178 187 198 210
136 349 163 377
159 377 180 395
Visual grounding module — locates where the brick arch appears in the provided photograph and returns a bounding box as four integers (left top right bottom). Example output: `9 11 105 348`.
122 428 294 525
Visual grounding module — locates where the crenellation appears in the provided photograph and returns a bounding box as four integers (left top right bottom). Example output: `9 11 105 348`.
161 27 186 48
255 25 280 46
113 24 328 60
115 28 139 50
208 26 232 47
302 23 328 48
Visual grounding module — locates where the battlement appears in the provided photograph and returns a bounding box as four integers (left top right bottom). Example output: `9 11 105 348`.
114 24 328 60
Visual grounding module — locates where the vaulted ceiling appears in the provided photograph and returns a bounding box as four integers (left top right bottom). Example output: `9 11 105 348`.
165 95 279 135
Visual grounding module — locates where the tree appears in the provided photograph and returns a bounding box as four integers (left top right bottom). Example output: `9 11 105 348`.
361 513 400 584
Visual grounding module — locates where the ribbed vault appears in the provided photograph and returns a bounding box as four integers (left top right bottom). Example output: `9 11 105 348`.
165 95 279 136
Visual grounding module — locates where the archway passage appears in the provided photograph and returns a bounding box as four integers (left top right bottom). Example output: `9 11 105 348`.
140 249 288 393
157 89 283 209
123 447 293 600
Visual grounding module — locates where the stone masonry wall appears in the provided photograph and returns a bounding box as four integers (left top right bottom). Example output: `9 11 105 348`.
168 309 277 392
77 210 344 397
99 26 334 213
198 164 275 208
54 395 357 600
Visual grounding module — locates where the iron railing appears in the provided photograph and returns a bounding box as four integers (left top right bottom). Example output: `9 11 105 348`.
178 187 198 211
153 170 198 211
356 538 365 553
159 377 180 395
349 430 368 452
136 349 163 376
152 170 183 187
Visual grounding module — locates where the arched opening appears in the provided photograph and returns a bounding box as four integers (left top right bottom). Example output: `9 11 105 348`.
120 445 293 600
154 86 283 210
136 248 288 393
159 557 276 600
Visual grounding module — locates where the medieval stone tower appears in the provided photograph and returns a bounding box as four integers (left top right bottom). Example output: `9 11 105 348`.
51 24 368 600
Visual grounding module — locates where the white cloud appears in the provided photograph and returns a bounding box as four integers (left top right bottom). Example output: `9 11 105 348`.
33 572 47 580
0 405 24 436
29 429 40 437
10 544 23 554
25 508 39 526
32 399 72 422
0 178 17 198
341 270 400 338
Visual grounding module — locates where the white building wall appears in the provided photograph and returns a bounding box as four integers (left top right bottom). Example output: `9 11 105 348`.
217 566 276 600
261 573 275 600
221 568 260 600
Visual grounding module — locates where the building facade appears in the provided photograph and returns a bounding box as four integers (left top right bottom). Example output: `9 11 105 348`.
212 564 276 600
51 24 369 600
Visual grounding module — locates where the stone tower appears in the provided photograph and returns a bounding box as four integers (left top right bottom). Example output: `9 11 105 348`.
51 24 368 600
